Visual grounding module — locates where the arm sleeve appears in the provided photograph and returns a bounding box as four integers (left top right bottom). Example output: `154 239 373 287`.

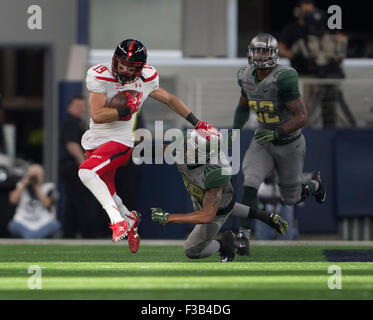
204 166 231 190
277 69 301 103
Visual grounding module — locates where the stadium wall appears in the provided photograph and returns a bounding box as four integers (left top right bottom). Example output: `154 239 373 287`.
0 0 79 183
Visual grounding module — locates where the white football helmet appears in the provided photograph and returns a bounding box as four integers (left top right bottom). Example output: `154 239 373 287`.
185 129 221 164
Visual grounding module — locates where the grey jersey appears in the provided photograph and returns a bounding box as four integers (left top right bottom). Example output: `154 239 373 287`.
238 64 302 141
176 153 235 214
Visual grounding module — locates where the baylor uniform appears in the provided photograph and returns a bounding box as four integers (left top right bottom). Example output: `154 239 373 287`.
151 128 291 259
176 154 249 258
237 63 306 205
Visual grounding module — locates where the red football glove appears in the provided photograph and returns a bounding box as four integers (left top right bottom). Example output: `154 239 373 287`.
120 91 143 121
195 121 221 141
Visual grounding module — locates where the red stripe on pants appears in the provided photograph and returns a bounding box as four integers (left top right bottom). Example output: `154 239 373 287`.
79 141 133 195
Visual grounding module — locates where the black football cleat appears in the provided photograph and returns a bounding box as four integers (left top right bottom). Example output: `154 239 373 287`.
311 171 326 203
234 232 250 256
218 231 236 262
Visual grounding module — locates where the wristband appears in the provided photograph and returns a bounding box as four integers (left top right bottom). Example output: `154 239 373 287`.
186 112 199 127
116 107 131 119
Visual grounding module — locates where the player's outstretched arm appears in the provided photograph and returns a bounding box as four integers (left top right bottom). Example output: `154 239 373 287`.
149 87 218 133
151 187 223 225
150 87 192 119
88 92 121 123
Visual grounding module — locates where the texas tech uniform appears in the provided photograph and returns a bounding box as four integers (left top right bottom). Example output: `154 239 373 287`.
78 38 219 248
78 39 154 248
82 63 159 150
79 63 158 196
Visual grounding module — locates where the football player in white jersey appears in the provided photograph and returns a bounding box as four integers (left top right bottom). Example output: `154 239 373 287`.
78 39 216 252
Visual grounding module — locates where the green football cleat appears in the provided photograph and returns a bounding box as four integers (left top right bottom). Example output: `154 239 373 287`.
264 213 289 236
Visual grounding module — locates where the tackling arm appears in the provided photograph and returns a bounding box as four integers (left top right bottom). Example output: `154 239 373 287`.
152 187 223 225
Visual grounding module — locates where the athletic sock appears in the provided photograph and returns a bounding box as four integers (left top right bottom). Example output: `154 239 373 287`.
248 207 274 225
78 169 123 224
113 193 131 217
240 186 259 229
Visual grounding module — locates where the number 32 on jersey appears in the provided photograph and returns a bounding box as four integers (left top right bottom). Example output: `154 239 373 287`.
248 100 280 124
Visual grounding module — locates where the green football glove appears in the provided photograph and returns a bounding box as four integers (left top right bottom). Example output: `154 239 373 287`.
151 208 170 226
254 128 285 145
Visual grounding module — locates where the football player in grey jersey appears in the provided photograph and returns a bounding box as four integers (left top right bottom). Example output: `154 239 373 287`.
151 129 288 262
231 33 326 253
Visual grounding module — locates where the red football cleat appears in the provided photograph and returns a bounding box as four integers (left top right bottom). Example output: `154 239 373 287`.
109 220 128 243
126 211 141 253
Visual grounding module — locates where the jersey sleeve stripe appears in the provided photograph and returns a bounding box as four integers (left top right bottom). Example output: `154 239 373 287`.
142 72 158 82
95 76 117 82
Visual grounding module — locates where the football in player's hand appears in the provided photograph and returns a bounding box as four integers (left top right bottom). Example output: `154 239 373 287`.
107 90 139 109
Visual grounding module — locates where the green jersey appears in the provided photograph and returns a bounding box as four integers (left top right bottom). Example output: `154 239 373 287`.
176 153 235 215
237 64 301 142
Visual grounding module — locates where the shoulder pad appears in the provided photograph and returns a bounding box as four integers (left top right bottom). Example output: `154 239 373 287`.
141 64 158 83
273 64 298 81
237 66 248 80
237 65 250 86
88 63 116 82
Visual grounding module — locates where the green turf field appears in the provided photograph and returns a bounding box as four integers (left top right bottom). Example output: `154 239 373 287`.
0 242 372 300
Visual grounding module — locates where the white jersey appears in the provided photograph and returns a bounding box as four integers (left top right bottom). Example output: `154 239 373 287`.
82 62 159 150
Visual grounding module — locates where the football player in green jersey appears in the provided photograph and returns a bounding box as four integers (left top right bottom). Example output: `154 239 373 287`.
231 33 326 253
151 129 288 262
